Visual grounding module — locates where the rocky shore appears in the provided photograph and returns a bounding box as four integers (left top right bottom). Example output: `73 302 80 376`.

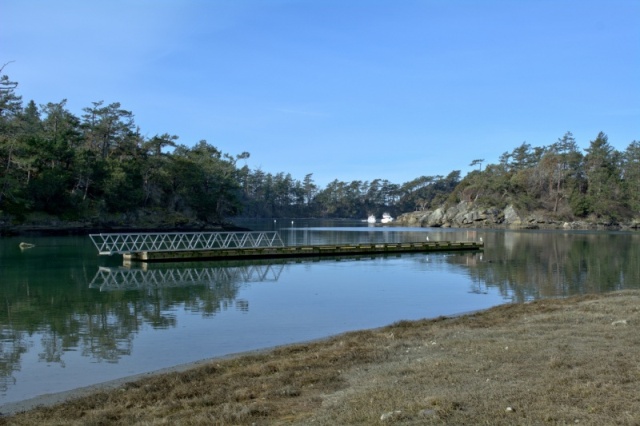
394 201 640 231
3 202 640 236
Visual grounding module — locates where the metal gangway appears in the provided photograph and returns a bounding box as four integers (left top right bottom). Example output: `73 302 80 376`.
89 231 285 255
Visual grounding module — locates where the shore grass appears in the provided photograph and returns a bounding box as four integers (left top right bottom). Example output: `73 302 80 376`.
2 290 639 425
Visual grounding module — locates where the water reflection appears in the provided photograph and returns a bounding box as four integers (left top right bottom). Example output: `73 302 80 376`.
277 225 640 303
0 260 288 396
90 264 285 291
0 327 24 394
468 230 640 301
1 227 639 404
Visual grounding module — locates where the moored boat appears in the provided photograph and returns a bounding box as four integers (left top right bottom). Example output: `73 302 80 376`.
380 213 394 224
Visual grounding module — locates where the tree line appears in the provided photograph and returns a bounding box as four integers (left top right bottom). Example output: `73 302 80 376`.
1 70 638 226
456 132 640 222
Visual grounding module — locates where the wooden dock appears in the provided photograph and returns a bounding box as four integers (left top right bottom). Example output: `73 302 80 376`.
123 241 483 262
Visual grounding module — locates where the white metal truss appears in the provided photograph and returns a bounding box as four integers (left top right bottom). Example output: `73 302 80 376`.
89 264 285 291
89 231 285 255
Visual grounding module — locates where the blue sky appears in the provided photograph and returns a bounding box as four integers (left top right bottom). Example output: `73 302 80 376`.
2 0 639 187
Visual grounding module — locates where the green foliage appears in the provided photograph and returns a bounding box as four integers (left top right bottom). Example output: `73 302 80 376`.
622 141 640 215
28 168 74 214
583 132 625 219
0 72 246 225
445 131 639 223
397 171 461 212
1 70 638 225
102 159 144 212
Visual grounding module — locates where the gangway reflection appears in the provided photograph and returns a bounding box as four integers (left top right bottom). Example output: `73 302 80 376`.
90 263 285 291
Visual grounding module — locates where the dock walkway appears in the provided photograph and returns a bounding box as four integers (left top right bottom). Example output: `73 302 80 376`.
90 232 483 263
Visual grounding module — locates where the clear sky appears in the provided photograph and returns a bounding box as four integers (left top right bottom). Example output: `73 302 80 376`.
2 0 639 187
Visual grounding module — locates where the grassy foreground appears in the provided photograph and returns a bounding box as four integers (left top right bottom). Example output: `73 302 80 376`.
2 290 639 425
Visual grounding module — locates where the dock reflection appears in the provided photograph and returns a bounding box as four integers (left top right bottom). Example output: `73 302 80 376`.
90 263 286 291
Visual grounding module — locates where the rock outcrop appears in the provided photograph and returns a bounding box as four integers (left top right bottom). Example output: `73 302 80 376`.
395 202 640 231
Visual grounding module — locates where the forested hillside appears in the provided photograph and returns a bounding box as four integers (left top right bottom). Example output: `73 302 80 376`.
453 133 640 222
1 71 638 231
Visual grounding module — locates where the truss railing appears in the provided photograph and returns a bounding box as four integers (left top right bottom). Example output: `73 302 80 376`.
89 264 284 291
89 231 285 255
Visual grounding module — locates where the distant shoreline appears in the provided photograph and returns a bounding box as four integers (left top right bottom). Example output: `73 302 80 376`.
3 217 639 237
0 222 250 237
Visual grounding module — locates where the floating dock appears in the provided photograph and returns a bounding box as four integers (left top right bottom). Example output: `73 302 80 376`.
89 231 483 263
123 241 483 262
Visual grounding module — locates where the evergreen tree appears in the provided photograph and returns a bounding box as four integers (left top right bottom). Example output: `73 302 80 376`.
622 141 640 215
0 69 26 213
583 132 623 219
539 131 583 215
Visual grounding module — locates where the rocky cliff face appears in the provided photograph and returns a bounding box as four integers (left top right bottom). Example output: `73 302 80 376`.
395 201 640 231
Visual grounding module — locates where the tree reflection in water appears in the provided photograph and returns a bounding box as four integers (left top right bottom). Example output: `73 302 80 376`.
1 231 639 400
0 261 285 389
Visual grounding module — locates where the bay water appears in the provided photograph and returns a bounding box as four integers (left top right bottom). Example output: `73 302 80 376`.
1 219 638 405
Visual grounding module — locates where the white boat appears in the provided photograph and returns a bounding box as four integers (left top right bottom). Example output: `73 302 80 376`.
367 215 376 224
380 213 394 224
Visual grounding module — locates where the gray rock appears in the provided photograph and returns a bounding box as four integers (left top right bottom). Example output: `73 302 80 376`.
503 205 521 225
393 202 632 230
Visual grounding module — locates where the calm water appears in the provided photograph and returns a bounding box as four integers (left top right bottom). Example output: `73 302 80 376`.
1 220 639 405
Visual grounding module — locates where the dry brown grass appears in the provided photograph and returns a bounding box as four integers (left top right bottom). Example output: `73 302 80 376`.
2 290 639 425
